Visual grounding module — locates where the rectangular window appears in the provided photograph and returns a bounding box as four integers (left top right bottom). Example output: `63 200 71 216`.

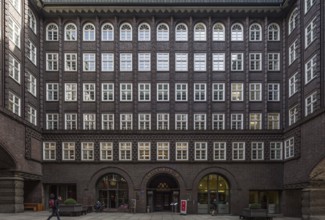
175 83 188 102
120 114 133 130
268 113 280 130
83 53 96 71
9 0 21 13
232 142 245 160
83 114 96 130
194 53 206 71
119 142 132 161
249 53 262 71
157 113 169 130
249 113 262 130
212 113 225 130
157 142 169 160
65 83 77 101
101 53 114 72
212 83 225 101
289 73 298 97
157 53 169 71
268 83 280 101
65 113 77 130
213 142 226 160
62 142 75 160
8 92 20 116
9 55 20 83
138 113 151 130
289 40 298 65
289 105 298 126
231 113 243 130
102 114 114 130
270 142 282 160
251 142 264 160
305 55 317 84
194 83 206 101
100 142 113 161
43 142 56 160
175 53 188 71
249 83 262 101
81 142 94 161
120 83 132 101
194 114 206 130
195 142 207 161
26 72 37 96
138 83 151 102
102 83 114 101
231 53 243 71
176 142 188 161
27 40 37 65
305 0 315 13
138 142 151 160
305 92 317 116
268 53 280 71
46 53 58 71
65 53 77 71
138 53 151 71
120 53 132 71
157 83 169 101
46 83 59 101
212 53 225 71
305 18 316 48
27 105 37 125
83 83 96 101
7 17 20 48
175 114 188 130
285 137 294 159
231 83 243 101
46 113 59 130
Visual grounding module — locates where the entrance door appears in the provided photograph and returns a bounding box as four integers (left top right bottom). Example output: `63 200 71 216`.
108 191 117 208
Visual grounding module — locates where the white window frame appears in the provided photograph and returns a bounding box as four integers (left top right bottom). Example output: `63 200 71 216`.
83 23 95 41
212 53 225 71
175 114 188 130
27 40 37 65
138 23 151 41
8 17 21 48
138 142 151 161
9 0 21 13
65 83 77 102
231 83 244 101
175 23 188 41
289 105 298 126
46 53 58 71
213 142 227 160
305 55 317 84
62 142 76 161
43 142 56 161
268 23 280 41
289 73 298 97
138 113 151 130
46 23 58 41
119 142 132 161
268 53 280 71
101 83 114 102
157 142 169 161
120 83 133 102
157 23 169 41
231 113 243 130
64 23 77 41
305 0 315 14
194 114 206 130
81 142 94 161
175 83 188 102
194 83 206 102
100 142 113 161
27 105 37 125
83 83 96 102
231 23 244 41
101 53 114 72
305 92 317 116
249 23 262 41
9 54 20 83
102 114 114 130
194 23 206 41
83 53 96 72
268 83 280 102
285 137 294 159
305 17 316 48
249 113 262 130
46 113 59 130
194 53 206 71
195 142 207 161
157 113 169 130
251 142 264 160
267 113 280 130
231 53 244 71
8 92 20 116
249 83 262 101
232 142 245 160
175 53 188 71
138 53 151 71
289 39 298 65
213 23 225 41
138 83 151 102
270 142 283 160
64 53 77 71
212 113 225 130
65 113 77 130
46 83 59 101
157 83 169 102
26 72 37 97
157 53 169 71
83 113 96 130
120 53 132 72
288 8 298 35
120 23 132 41
101 23 114 41
249 53 262 71
120 113 133 130
176 142 188 161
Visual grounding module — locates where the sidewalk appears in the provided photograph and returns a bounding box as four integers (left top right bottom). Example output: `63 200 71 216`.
0 211 302 220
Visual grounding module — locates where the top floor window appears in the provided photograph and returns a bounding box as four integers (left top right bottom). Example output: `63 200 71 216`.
305 0 315 13
28 9 37 34
157 23 169 41
83 23 95 41
231 23 243 41
65 23 77 41
289 8 298 35
175 23 188 41
249 23 262 41
46 23 58 41
138 23 151 41
213 23 225 41
120 23 132 41
268 23 280 41
194 23 206 41
101 23 114 41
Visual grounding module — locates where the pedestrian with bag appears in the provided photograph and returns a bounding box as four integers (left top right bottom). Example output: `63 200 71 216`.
47 193 61 220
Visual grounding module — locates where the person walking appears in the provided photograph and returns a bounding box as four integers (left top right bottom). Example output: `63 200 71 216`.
47 193 61 220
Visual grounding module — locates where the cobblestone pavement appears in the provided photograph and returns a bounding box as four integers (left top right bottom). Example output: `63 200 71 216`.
0 211 302 220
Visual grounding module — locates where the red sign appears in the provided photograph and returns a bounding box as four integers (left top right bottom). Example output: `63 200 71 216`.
180 200 187 215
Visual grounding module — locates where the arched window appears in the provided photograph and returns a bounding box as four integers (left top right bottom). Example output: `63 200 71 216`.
157 23 169 41
213 23 225 41
101 23 114 41
175 23 188 41
268 23 280 41
83 23 95 41
194 23 206 41
28 9 37 34
120 23 132 41
249 23 262 41
64 23 77 41
46 23 58 41
231 23 243 41
289 8 298 34
138 23 151 41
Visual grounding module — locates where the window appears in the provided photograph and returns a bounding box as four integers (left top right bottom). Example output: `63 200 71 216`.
194 23 206 41
27 40 37 65
194 114 206 130
231 23 243 41
9 55 20 83
195 142 207 161
119 142 132 160
213 142 226 160
81 142 94 161
46 83 58 101
157 23 169 41
251 142 264 160
249 53 262 71
270 142 283 160
175 23 188 41
8 92 20 116
28 9 37 34
138 53 151 71
285 137 294 159
9 0 21 13
138 23 150 41
194 83 206 101
26 72 37 96
138 142 151 160
120 83 132 101
65 23 77 41
120 114 133 130
101 23 114 41
289 105 298 126
101 53 114 72
120 23 132 41
305 18 316 48
27 105 37 125
289 73 298 97
288 8 298 34
268 83 280 101
83 114 96 130
176 142 188 161
102 114 114 130
232 142 245 160
157 113 169 130
194 53 206 71
65 83 77 101
289 40 298 65
157 142 169 160
175 114 188 130
231 113 243 130
268 113 280 130
175 53 188 71
46 23 58 41
305 55 317 84
231 83 243 101
305 0 315 13
138 83 151 102
175 83 188 101
65 53 77 71
249 113 262 130
305 92 317 116
157 53 169 71
212 113 225 130
83 83 96 101
65 113 77 130
46 53 58 71
8 17 21 48
43 142 56 160
83 23 95 41
268 23 280 41
83 53 96 71
100 142 113 160
268 53 280 71
120 53 132 71
231 53 243 71
213 23 225 41
157 83 169 101
212 53 225 71
62 142 75 160
46 113 59 130
138 113 151 130
102 83 114 101
249 83 262 101
249 23 262 41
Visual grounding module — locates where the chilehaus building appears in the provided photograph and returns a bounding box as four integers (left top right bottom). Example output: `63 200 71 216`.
0 0 324 218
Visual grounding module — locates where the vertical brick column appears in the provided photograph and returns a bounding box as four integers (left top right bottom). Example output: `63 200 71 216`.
0 176 24 213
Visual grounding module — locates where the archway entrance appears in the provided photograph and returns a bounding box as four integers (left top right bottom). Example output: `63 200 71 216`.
197 174 230 214
147 174 179 212
96 174 128 210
